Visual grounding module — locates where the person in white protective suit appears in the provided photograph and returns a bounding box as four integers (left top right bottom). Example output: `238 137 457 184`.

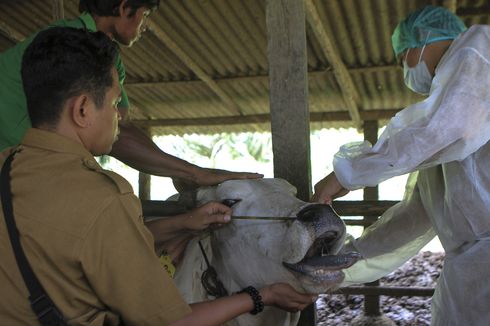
312 5 490 326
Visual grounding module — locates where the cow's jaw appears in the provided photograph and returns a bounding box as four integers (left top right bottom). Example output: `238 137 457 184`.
283 252 361 292
282 204 362 293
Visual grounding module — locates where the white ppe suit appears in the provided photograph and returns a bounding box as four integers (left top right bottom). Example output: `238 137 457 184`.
337 25 490 326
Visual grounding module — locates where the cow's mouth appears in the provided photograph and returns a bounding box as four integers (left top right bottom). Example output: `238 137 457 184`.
282 231 361 283
283 252 361 282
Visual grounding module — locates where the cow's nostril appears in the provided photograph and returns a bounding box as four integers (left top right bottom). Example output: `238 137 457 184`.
320 232 339 253
297 204 339 222
297 204 323 221
322 231 339 240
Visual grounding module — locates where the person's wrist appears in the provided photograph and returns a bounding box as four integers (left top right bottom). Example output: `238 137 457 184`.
179 212 194 231
258 286 272 306
188 165 204 184
238 286 264 315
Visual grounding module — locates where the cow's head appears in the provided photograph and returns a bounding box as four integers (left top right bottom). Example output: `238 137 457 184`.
196 178 360 294
282 204 361 292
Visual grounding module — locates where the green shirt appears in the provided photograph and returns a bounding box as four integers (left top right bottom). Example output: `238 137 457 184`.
0 12 129 151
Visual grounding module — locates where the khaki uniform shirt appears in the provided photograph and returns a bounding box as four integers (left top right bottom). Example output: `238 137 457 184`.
0 129 191 325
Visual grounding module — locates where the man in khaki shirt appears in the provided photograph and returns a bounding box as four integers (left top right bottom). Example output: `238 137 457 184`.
0 26 316 325
0 129 192 325
0 26 192 325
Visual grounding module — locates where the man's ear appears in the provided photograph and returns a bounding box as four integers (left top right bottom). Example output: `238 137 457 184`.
71 94 92 128
118 0 131 18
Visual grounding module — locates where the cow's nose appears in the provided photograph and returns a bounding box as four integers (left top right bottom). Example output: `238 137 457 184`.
296 204 338 222
322 230 340 241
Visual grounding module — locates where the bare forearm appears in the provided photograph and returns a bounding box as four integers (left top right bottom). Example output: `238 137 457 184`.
169 283 315 325
145 214 190 243
155 234 193 262
170 294 254 326
110 121 199 181
111 121 263 189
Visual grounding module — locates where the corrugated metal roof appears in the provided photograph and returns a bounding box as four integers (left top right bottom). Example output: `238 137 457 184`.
1 0 489 135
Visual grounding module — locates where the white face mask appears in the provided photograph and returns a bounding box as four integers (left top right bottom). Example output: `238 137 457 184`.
403 46 433 95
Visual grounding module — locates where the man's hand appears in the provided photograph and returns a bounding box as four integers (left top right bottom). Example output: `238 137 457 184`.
260 283 317 313
182 202 232 232
311 172 349 204
173 167 263 193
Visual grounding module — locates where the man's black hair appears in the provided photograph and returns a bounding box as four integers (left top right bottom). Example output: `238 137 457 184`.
79 0 160 17
21 27 117 128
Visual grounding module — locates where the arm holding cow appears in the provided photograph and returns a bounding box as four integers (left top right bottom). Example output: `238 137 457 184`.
110 120 263 191
146 202 232 263
145 202 232 243
311 171 349 204
170 283 317 326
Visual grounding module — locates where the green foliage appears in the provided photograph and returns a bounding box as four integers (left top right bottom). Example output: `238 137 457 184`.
180 132 272 163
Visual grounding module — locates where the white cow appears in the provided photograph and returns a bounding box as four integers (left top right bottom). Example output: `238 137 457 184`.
174 178 360 326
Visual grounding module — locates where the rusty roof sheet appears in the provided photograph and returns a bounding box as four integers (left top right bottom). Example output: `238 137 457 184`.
1 0 488 135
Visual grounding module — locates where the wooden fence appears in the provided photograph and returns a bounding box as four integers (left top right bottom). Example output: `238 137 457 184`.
332 200 435 298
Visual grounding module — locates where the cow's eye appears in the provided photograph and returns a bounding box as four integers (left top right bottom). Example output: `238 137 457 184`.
221 199 242 207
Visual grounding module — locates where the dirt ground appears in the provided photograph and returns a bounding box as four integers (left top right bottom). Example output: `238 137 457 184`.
316 251 444 325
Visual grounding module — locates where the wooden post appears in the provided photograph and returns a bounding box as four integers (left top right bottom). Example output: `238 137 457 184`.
266 0 312 324
266 0 311 202
139 172 151 200
138 128 152 200
362 121 381 316
52 0 64 20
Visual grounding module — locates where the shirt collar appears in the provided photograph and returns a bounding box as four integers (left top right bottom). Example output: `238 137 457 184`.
21 128 95 160
79 12 97 32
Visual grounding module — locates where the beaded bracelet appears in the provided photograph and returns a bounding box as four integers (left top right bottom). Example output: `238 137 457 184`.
238 286 264 315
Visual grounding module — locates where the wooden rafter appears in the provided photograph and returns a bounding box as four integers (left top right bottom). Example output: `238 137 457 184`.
146 20 244 116
0 21 24 43
132 109 400 128
125 64 399 89
443 0 458 13
52 0 65 20
304 0 362 129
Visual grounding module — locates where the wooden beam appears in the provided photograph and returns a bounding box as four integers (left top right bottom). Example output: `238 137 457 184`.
146 20 244 116
332 200 397 216
362 120 382 317
443 0 457 13
304 0 362 129
125 64 400 89
52 0 64 20
457 7 490 17
335 286 434 297
131 109 400 128
138 128 152 200
266 0 312 203
0 21 24 42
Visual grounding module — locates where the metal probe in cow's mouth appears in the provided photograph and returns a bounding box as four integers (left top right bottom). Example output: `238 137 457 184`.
222 199 296 221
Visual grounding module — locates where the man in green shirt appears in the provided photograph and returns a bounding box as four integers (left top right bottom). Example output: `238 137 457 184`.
0 0 262 189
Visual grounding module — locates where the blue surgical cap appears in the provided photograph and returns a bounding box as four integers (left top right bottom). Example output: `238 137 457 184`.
392 5 467 57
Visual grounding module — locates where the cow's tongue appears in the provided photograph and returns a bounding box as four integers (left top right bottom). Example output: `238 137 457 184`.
283 251 362 274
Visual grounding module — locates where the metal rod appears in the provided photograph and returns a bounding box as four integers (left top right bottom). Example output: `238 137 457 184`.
231 215 294 221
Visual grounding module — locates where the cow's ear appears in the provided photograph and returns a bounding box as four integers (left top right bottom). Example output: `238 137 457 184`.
221 199 242 207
